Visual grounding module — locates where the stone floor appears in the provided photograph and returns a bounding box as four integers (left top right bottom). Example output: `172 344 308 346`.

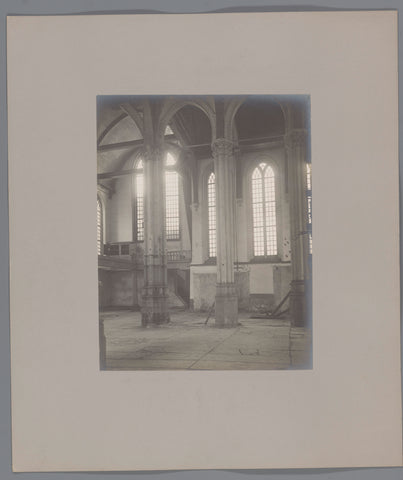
101 309 312 370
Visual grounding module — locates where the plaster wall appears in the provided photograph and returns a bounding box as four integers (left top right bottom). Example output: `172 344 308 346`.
190 203 203 264
273 264 292 304
192 158 214 265
190 264 216 309
235 198 248 262
250 263 274 294
109 271 134 307
190 266 250 311
106 176 133 243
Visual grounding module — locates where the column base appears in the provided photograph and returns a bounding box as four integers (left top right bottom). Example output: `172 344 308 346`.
141 311 170 327
141 290 170 327
289 280 307 327
215 283 238 327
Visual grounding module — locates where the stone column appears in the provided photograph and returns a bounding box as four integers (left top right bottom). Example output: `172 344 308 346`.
212 138 238 327
141 145 170 326
189 202 201 312
285 129 309 327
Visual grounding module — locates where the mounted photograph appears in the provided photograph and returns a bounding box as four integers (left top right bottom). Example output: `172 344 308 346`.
97 95 312 370
9 11 401 472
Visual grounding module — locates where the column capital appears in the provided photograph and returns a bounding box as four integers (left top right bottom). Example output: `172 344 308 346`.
143 144 165 161
285 129 307 150
211 138 234 158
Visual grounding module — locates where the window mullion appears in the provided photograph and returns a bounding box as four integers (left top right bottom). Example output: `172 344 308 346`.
261 169 267 256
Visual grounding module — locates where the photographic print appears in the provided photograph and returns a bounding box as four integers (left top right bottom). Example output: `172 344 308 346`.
97 95 312 370
8 12 401 471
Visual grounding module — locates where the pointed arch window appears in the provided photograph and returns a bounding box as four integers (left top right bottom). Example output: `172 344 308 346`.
165 152 180 240
165 169 180 240
97 197 103 255
207 172 216 258
134 153 180 241
306 163 312 254
251 163 277 257
134 159 144 241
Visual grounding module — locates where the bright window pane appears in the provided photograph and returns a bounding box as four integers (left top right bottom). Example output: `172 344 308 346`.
136 173 144 241
97 198 102 254
208 172 216 257
264 166 277 255
306 163 312 254
135 154 180 241
166 152 176 166
165 170 180 240
252 163 277 256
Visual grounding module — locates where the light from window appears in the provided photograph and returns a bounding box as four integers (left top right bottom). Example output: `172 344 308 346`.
252 163 277 256
166 152 176 166
165 125 174 136
135 173 144 241
135 154 180 241
165 170 180 240
97 197 103 255
306 163 312 254
208 172 216 258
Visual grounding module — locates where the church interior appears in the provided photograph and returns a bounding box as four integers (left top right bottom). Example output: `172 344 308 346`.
97 95 312 370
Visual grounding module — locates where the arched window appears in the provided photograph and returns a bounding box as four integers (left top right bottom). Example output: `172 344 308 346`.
166 152 176 166
134 159 144 241
165 153 180 240
97 197 103 255
306 163 312 254
207 172 216 258
134 153 180 241
251 163 277 256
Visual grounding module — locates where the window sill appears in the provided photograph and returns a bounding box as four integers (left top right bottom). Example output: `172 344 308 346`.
249 256 281 264
204 257 217 265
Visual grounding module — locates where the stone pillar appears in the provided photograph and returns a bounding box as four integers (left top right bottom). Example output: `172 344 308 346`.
285 129 309 327
141 146 170 326
189 202 201 312
212 138 238 327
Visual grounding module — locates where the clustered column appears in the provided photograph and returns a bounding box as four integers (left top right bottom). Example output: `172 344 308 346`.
212 138 238 327
285 129 309 327
141 145 170 326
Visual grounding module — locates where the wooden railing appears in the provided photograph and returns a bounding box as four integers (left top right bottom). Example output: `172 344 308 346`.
166 250 192 262
103 243 131 256
101 243 191 264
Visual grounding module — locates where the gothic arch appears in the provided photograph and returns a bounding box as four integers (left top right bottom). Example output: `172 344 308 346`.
157 97 216 142
226 96 287 141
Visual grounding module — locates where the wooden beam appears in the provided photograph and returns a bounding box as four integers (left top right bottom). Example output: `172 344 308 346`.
98 168 136 180
97 112 127 146
98 182 114 196
239 134 284 145
98 139 143 152
119 103 144 135
98 135 176 152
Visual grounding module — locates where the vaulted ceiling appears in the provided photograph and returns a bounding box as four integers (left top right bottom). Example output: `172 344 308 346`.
96 95 309 178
